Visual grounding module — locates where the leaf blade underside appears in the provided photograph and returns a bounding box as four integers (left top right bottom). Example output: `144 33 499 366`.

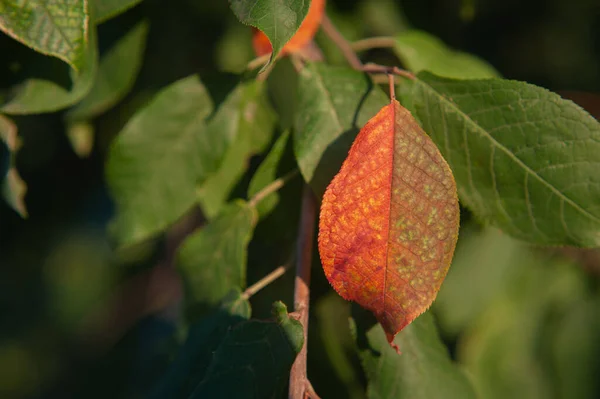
318 100 459 348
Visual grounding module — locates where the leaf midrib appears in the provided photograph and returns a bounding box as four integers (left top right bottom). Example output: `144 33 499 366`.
382 102 395 321
416 78 600 224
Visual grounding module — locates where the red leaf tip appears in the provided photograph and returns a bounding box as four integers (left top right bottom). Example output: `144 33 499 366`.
386 331 402 354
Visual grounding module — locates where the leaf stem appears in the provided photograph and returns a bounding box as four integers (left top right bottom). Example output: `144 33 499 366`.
351 36 396 52
248 168 299 208
389 73 396 101
289 185 318 399
321 15 415 80
247 54 271 71
241 263 291 300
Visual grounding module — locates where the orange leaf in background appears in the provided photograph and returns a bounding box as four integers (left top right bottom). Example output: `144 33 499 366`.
318 99 459 352
252 0 326 56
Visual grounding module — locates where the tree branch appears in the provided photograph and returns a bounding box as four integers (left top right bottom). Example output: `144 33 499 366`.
289 185 318 399
241 262 291 300
248 169 299 208
352 36 396 52
321 15 414 80
247 54 271 71
320 15 362 69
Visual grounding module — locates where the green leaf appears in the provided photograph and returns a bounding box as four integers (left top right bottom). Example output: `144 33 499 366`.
459 255 586 399
65 121 94 158
66 20 149 122
266 58 299 130
197 80 275 219
1 24 98 114
247 130 291 218
413 72 600 247
148 290 251 399
0 115 26 217
188 301 304 399
314 294 365 399
551 297 600 399
0 0 89 71
106 75 213 246
434 226 526 336
352 309 477 399
395 30 500 79
293 63 389 197
229 0 310 68
91 0 145 24
177 201 257 316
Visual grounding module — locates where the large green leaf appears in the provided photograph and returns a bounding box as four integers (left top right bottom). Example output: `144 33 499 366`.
148 290 251 399
551 297 600 399
91 0 144 24
229 0 310 68
0 0 88 71
293 63 389 197
395 30 500 79
188 301 304 399
352 309 477 399
247 130 291 219
177 201 257 316
459 255 586 399
314 294 365 399
0 115 26 217
413 72 600 247
197 80 275 219
106 75 213 246
434 226 525 336
1 24 98 114
67 20 148 121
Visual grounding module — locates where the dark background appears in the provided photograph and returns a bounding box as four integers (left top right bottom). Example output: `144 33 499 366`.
1 0 599 398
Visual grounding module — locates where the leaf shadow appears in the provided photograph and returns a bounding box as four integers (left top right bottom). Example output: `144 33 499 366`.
0 32 73 96
308 75 378 199
351 303 382 358
148 294 249 398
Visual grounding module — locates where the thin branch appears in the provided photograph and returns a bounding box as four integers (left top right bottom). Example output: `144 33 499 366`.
371 74 391 85
290 54 306 73
305 379 322 399
321 15 414 80
320 15 362 69
351 36 396 52
361 63 415 80
248 169 299 208
241 263 291 300
247 54 271 71
289 185 318 399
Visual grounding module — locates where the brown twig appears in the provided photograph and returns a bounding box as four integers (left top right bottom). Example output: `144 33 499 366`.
241 263 291 300
351 36 396 52
305 379 322 399
362 63 415 80
321 15 415 80
247 54 271 71
289 185 318 399
320 15 362 69
248 169 299 208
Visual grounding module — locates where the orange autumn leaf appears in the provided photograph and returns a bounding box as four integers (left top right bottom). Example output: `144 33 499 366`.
252 0 326 57
318 99 459 352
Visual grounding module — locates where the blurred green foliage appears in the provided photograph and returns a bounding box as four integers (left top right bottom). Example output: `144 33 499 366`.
1 0 599 398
